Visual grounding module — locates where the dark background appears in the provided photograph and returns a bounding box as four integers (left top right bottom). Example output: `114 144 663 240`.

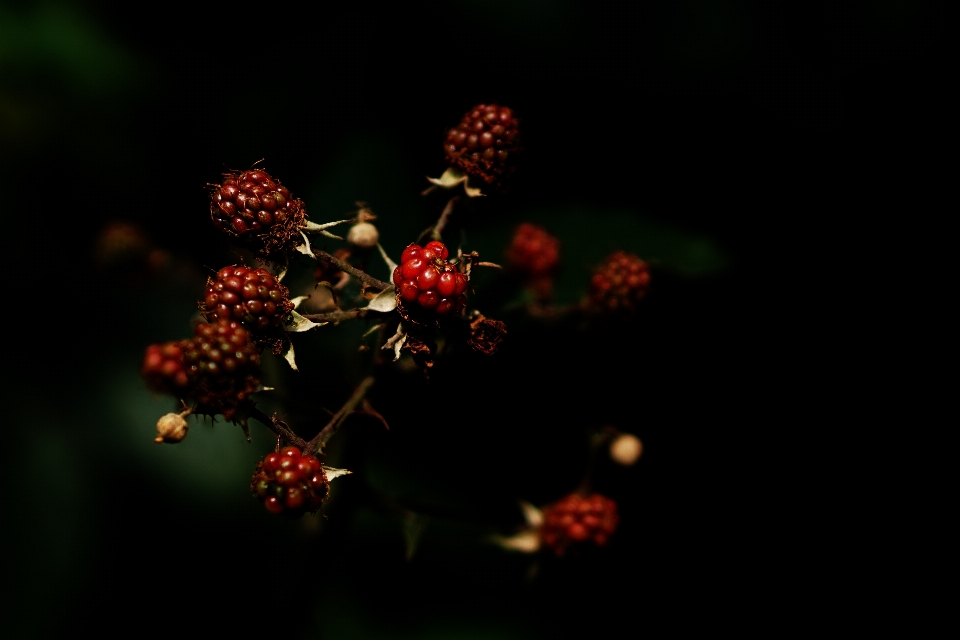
1 1 935 636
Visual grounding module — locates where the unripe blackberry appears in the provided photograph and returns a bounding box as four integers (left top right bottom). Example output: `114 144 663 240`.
250 446 329 517
201 265 293 333
444 104 521 190
181 320 261 419
141 341 190 393
540 493 619 557
588 251 651 314
209 168 306 258
392 241 467 320
506 223 560 275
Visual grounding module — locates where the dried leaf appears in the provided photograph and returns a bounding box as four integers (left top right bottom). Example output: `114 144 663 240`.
366 285 397 312
289 295 309 309
284 310 326 333
295 231 314 258
322 466 351 481
489 530 541 554
519 500 544 527
303 218 352 232
282 340 298 371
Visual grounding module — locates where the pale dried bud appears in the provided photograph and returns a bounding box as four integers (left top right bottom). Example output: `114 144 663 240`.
347 222 379 249
154 412 189 444
609 433 642 466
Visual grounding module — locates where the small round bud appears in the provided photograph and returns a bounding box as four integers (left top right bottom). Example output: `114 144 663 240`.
347 222 379 249
609 433 643 466
154 412 189 444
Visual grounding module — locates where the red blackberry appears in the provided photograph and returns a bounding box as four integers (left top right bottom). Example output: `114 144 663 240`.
539 493 619 557
588 251 651 313
250 446 329 517
180 320 261 419
444 104 521 190
201 265 293 333
141 341 190 394
209 168 307 258
392 241 468 320
506 223 560 275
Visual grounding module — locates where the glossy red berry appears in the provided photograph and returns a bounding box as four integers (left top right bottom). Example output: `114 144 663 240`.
209 168 307 258
392 242 467 319
539 493 619 557
506 223 560 275
250 447 329 517
201 265 293 333
444 104 521 190
588 251 651 314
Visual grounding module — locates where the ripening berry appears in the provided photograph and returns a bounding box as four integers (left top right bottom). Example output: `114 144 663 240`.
141 341 191 393
393 241 467 318
506 223 560 275
180 320 262 419
539 493 619 557
444 104 521 191
250 447 328 517
588 251 651 314
201 265 293 333
209 168 307 258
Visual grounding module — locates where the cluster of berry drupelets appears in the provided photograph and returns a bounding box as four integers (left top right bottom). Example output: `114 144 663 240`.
250 447 328 517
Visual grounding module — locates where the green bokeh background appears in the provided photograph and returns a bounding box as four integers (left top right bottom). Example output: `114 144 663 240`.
1 1 932 636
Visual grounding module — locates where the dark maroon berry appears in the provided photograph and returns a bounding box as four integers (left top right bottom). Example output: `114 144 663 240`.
209 168 307 259
444 104 521 191
180 320 261 420
506 223 559 275
141 341 190 393
201 265 293 333
588 251 651 314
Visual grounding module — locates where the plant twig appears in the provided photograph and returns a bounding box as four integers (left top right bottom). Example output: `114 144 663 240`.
314 249 391 291
247 404 308 449
302 308 373 323
306 375 376 455
433 196 459 237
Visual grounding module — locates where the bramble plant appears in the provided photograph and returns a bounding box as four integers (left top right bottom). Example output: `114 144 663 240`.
140 103 647 558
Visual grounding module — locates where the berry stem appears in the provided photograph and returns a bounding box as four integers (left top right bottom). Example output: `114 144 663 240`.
301 308 375 323
433 196 458 238
247 405 309 450
306 375 376 455
314 249 391 291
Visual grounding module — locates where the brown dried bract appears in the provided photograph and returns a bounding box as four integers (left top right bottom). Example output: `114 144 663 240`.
467 314 507 356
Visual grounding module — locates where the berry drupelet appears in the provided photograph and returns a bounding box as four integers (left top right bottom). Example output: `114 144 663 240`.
392 241 468 317
539 493 619 557
201 265 293 333
209 168 306 258
444 104 521 191
181 320 262 419
588 251 651 314
250 446 329 517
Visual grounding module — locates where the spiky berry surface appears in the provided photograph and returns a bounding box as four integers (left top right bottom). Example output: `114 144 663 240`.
506 223 560 275
540 493 619 557
202 265 293 332
180 320 261 419
141 341 190 393
250 446 328 517
444 104 520 189
209 169 306 257
392 241 467 318
588 251 651 313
